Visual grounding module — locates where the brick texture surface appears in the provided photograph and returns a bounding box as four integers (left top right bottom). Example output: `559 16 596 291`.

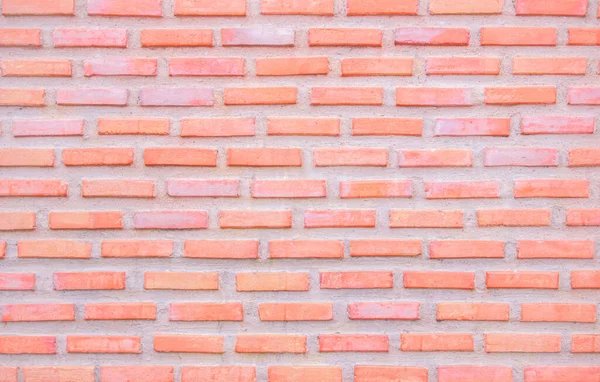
1 0 600 381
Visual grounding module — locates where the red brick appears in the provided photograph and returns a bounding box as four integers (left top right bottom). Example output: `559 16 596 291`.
568 28 600 45
485 87 556 104
319 334 389 352
88 0 162 16
401 333 474 351
53 29 127 48
397 88 472 106
0 336 55 354
139 88 213 106
102 240 173 258
426 57 500 75
267 118 339 136
269 240 343 258
1 303 74 322
305 210 376 228
144 148 217 166
0 89 45 106
134 211 208 229
390 210 463 228
23 367 94 382
569 149 600 166
259 303 333 321
347 0 418 15
311 87 383 105
168 179 240 197
184 240 259 259
169 302 243 321
181 118 255 137
437 303 510 321
425 181 500 199
14 119 83 137
1 59 71 77
220 210 292 228
222 28 294 46
0 29 41 47
355 366 428 382
342 58 413 76
435 118 511 136
485 334 561 353
341 180 412 198
82 179 154 198
487 271 559 289
84 58 157 76
261 0 334 15
169 58 244 76
269 367 342 382
257 57 329 76
525 366 600 382
225 87 297 105
513 57 587 75
320 271 393 289
85 303 156 320
54 272 126 290
18 240 91 259
481 27 557 46
101 367 174 382
140 29 213 47
404 271 475 289
313 148 388 166
521 303 596 322
572 270 600 288
568 209 600 226
514 179 589 198
154 335 223 353
521 116 594 135
572 334 600 353
144 272 218 290
352 118 423 136
438 366 513 382
57 89 127 106
175 0 245 15
98 118 169 135
63 148 133 166
236 335 307 353
348 302 420 320
309 28 382 46
236 272 309 291
2 0 74 15
181 367 255 382
430 0 504 14
395 28 470 46
0 212 36 230
349 240 423 257
398 149 472 167
0 273 36 291
228 148 302 167
517 240 594 259
516 0 588 16
430 240 505 259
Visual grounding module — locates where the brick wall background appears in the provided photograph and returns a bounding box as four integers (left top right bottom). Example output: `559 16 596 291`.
1 0 600 381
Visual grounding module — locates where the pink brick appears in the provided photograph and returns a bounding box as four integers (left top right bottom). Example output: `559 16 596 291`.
139 88 214 106
134 211 208 229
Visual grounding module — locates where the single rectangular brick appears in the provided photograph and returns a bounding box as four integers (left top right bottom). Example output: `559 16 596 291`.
404 271 475 289
572 334 600 353
269 240 343 258
396 88 472 106
348 302 420 320
181 367 256 382
313 148 388 167
319 334 389 352
140 29 213 47
484 148 559 167
102 240 173 258
1 304 74 322
84 58 157 76
0 89 45 106
390 210 463 228
184 240 259 259
181 118 255 137
513 57 587 75
355 366 428 382
139 88 214 106
485 87 557 104
259 303 333 321
88 0 162 16
0 212 35 231
569 88 600 105
0 336 55 354
435 118 511 136
67 336 140 353
320 271 393 289
2 0 74 15
518 240 594 259
154 335 223 353
567 209 600 226
438 366 513 382
572 270 600 288
395 28 470 46
145 272 218 290
401 333 474 352
269 367 342 382
430 240 505 259
347 0 418 15
425 181 500 199
437 303 510 321
98 118 169 135
521 116 594 134
311 87 383 105
1 59 72 77
85 303 156 320
268 118 340 136
568 28 600 45
175 0 246 15
486 271 559 289
169 58 244 76
350 240 422 257
144 148 217 166
525 367 600 382
0 273 36 290
54 272 126 290
53 29 127 48
224 87 297 105
62 148 133 166
236 335 306 353
222 28 293 46
485 334 561 353
478 209 551 226
18 240 91 259
341 180 412 199
398 149 472 167
305 210 376 228
514 179 589 198
227 148 302 167
342 58 413 76
170 302 243 321
134 211 208 229
352 118 423 136
426 57 500 75
516 0 588 16
168 179 240 197
257 57 329 76
521 303 596 322
101 367 174 382
261 0 334 15
56 89 128 106
23 367 95 382
0 29 41 47
14 119 83 137
309 28 382 46
430 0 504 14
0 149 54 167
481 27 557 46
236 272 309 291
82 179 154 198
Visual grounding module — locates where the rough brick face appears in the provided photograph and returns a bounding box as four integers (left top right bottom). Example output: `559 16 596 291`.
0 0 598 377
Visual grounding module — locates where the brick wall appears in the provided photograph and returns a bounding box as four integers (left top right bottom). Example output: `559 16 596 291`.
1 0 600 381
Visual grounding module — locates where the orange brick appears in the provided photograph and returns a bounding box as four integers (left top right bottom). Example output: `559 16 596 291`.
0 336 55 354
514 179 589 198
438 366 513 382
154 335 223 353
430 0 504 14
355 366 428 382
313 148 388 166
485 87 557 104
257 57 329 76
347 0 417 15
396 88 473 106
169 58 244 76
341 180 412 198
261 0 334 14
311 87 383 105
0 89 45 106
390 210 463 228
437 303 510 321
67 336 140 353
23 367 94 382
305 209 376 228
169 302 243 321
352 118 423 136
309 28 382 47
481 27 557 46
2 0 74 15
0 149 54 167
513 57 587 75
140 29 213 47
395 28 470 46
349 240 422 257
0 212 35 231
227 148 302 167
53 29 127 48
144 148 217 166
18 240 91 259
184 240 259 259
486 271 559 289
269 367 342 382
14 119 83 137
98 118 169 135
398 149 472 167
144 272 219 290
572 270 600 288
54 272 126 290
63 148 133 166
1 59 71 77
1 304 74 322
49 211 122 230
0 273 36 291
319 334 389 352
269 240 343 258
342 58 413 76
258 303 333 321
85 58 157 76
348 302 420 320
88 0 162 16
267 118 340 136
82 179 155 198
518 240 594 259
430 240 505 259
404 271 475 289
425 181 500 199
478 209 551 226
174 0 245 15
435 118 511 136
525 366 600 382
401 333 474 352
572 334 600 353
236 335 307 353
101 367 174 382
485 334 561 352
236 272 310 291
320 271 393 289
568 28 600 45
516 0 588 16
220 210 292 228
521 303 596 322
569 148 600 166
181 367 255 382
0 29 41 47
102 240 173 258
181 118 255 137
225 87 298 105
85 303 156 320
567 209 600 226
426 57 500 75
